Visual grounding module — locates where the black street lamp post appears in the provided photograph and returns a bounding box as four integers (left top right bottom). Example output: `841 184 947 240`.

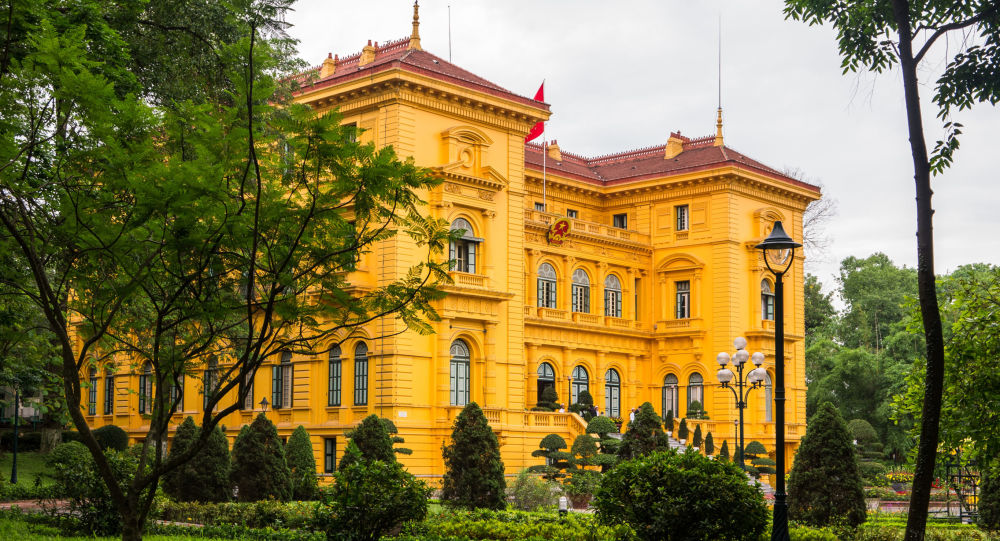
756 220 801 541
716 337 766 472
10 388 18 484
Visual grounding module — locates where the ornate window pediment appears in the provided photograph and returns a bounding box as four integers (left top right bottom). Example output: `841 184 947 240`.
436 125 507 189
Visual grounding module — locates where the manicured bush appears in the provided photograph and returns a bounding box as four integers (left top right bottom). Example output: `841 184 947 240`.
570 434 598 467
585 415 621 466
617 402 669 461
156 499 317 530
442 402 506 510
314 458 429 541
664 409 674 432
399 508 633 540
595 448 768 541
536 386 559 411
719 440 730 461
162 419 233 503
92 424 129 451
507 469 557 511
562 469 600 508
231 413 292 502
528 433 573 480
981 462 1000 532
285 425 318 501
677 418 688 440
340 414 396 468
787 401 867 529
692 424 703 448
569 390 595 420
704 432 715 455
162 416 197 500
47 441 152 535
687 400 708 419
846 418 879 447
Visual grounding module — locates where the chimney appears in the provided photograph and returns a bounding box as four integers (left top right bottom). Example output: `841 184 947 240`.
664 132 686 159
547 140 562 162
359 40 376 66
320 53 337 78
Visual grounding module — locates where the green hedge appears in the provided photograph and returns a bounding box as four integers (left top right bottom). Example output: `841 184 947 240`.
400 509 633 540
157 500 316 530
148 522 323 541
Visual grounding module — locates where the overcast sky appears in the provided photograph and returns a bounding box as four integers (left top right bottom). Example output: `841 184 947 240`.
287 0 1000 300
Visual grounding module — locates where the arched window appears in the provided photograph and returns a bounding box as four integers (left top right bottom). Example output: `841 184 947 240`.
205 357 220 411
571 365 589 404
138 362 153 414
662 374 679 420
328 345 342 407
272 353 293 409
87 368 98 415
537 362 555 402
104 367 114 415
763 371 773 422
450 340 471 406
604 275 622 318
537 263 557 308
354 342 368 406
687 372 704 414
761 279 775 321
571 269 590 313
449 218 481 274
605 369 621 417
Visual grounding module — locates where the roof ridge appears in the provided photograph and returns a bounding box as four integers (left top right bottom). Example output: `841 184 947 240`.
588 144 667 166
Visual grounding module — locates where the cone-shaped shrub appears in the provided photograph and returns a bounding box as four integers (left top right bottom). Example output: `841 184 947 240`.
704 432 715 456
787 402 866 528
664 409 674 432
163 417 232 502
617 402 669 461
285 425 318 500
719 440 729 461
441 402 506 509
692 425 703 448
343 414 396 466
231 413 291 502
678 418 688 440
536 386 559 411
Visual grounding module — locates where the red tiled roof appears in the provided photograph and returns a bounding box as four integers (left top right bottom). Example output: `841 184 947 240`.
295 37 548 110
525 139 821 193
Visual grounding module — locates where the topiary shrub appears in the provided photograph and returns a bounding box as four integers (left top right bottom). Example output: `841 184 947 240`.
285 425 318 501
787 402 867 529
569 390 595 420
340 415 396 469
692 425 703 449
508 469 558 511
704 432 715 456
315 458 430 541
664 409 674 432
529 433 574 480
687 400 708 419
595 448 768 541
980 462 1000 532
846 418 879 447
677 418 689 441
230 413 291 502
536 386 559 411
586 416 620 471
617 402 669 461
441 402 506 510
163 419 231 503
92 425 129 451
570 434 598 468
162 417 197 500
719 440 730 461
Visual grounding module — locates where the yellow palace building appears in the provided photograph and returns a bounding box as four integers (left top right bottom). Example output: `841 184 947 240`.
84 5 820 479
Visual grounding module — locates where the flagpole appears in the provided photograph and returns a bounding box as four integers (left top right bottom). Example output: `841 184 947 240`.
542 127 547 213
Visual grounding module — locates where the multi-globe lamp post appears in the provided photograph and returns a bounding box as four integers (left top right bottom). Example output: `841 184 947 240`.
756 221 801 541
716 337 767 472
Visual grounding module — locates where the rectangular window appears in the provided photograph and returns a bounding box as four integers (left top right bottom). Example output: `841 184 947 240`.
343 122 357 143
675 280 691 319
328 357 342 407
88 377 97 415
324 438 337 473
604 290 622 318
272 365 283 409
104 373 114 415
675 204 689 231
204 369 217 411
612 213 628 229
242 372 255 410
354 358 368 406
537 279 557 308
170 378 183 409
449 239 478 273
450 360 470 406
571 284 590 313
282 364 293 408
534 202 546 212
566 209 578 219
634 278 640 320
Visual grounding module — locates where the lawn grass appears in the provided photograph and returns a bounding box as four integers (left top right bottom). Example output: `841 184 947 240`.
0 516 214 540
0 451 53 487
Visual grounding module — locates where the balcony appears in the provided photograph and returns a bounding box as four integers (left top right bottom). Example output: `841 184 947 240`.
525 305 643 331
449 271 487 288
523 210 650 245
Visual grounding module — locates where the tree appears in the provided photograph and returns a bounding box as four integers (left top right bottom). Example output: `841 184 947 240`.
787 402 866 529
163 418 231 503
804 273 836 343
231 414 292 502
0 1 450 538
341 415 397 468
617 402 669 460
595 448 769 541
692 425 703 449
834 254 918 351
569 389 595 420
704 432 715 456
783 4 1000 537
719 440 730 461
440 402 506 510
536 386 559 411
528 433 574 480
585 416 620 470
162 418 197 500
570 434 599 468
285 425 317 501
980 462 1000 533
677 418 689 441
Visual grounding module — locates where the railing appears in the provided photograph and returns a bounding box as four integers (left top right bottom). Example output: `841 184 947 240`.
523 210 650 244
606 317 631 329
573 313 600 325
538 307 567 320
483 407 502 425
526 307 645 331
450 272 487 288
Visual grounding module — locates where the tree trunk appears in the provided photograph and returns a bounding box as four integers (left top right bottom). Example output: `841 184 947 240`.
890 2 947 540
40 428 61 453
121 514 143 541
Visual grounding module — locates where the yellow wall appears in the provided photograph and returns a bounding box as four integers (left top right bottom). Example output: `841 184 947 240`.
82 36 819 482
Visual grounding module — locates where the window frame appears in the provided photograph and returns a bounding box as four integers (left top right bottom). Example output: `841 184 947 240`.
324 437 337 473
761 279 775 321
604 369 621 417
675 280 691 319
566 209 578 219
449 340 471 406
612 213 628 229
687 372 704 414
272 352 293 409
449 217 481 274
537 263 557 308
354 342 368 406
205 358 220 411
604 274 622 318
571 268 591 313
328 345 342 407
138 362 153 415
662 374 679 420
675 204 689 231
103 368 114 415
534 202 546 212
87 368 97 415
571 365 589 405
